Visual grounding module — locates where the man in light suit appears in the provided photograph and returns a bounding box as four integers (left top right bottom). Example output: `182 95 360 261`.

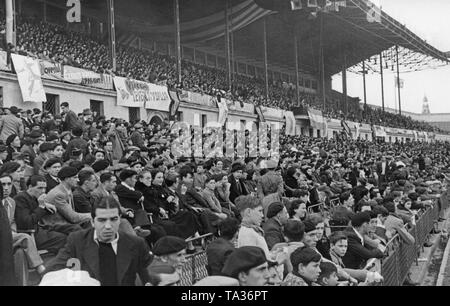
46 196 153 286
42 166 91 234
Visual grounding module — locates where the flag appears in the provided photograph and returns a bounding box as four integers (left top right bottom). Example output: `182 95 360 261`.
256 105 266 123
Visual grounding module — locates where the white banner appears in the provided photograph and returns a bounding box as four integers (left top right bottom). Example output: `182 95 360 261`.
64 65 113 90
113 76 146 107
284 110 296 136
308 108 326 131
39 60 64 81
145 83 171 111
217 97 229 127
0 50 11 71
11 54 46 103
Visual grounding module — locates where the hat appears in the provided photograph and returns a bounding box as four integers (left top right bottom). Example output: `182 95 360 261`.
30 130 43 139
46 134 59 142
266 202 284 219
39 142 55 153
222 246 267 278
58 166 79 180
0 162 21 175
9 106 19 114
303 220 317 233
153 159 164 168
110 163 129 172
194 276 239 286
91 160 110 173
44 158 62 169
230 163 245 173
152 236 187 256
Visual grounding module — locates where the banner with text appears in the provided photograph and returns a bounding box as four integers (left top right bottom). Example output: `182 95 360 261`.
113 76 146 107
11 54 46 103
39 60 64 81
64 65 113 90
144 83 171 111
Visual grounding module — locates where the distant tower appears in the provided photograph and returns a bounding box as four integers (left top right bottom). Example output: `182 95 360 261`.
422 95 430 114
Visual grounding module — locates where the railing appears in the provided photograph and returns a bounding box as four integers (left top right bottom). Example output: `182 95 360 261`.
380 193 449 286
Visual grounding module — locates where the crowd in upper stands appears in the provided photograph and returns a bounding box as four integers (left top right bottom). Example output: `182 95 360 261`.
0 15 442 133
0 99 449 286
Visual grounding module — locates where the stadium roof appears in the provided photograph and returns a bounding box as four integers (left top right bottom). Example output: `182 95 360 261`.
79 0 450 76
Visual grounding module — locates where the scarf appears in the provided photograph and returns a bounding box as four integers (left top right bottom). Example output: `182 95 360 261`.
329 249 345 268
241 220 265 237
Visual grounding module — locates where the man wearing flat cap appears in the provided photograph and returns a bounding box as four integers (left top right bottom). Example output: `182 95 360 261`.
0 105 24 142
148 236 187 276
263 202 289 250
222 246 269 286
228 163 248 204
42 166 92 233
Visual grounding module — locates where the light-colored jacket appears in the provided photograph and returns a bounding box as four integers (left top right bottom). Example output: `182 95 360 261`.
237 226 271 260
42 184 91 227
0 114 24 142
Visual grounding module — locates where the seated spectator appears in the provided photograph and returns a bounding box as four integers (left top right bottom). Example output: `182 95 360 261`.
148 236 187 276
316 261 339 286
73 170 98 214
281 246 321 286
288 199 307 221
206 217 239 276
46 196 152 286
43 158 62 193
342 212 384 269
235 195 270 259
43 166 91 232
200 176 228 220
221 246 269 286
262 202 288 250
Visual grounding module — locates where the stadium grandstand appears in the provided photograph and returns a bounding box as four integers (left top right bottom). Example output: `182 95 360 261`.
1 0 450 289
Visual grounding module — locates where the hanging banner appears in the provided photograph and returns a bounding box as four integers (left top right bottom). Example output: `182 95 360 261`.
39 60 64 81
0 50 11 71
262 106 284 120
11 54 46 103
168 90 181 119
64 65 113 90
217 97 229 127
145 83 171 111
284 110 296 136
113 76 146 107
374 125 387 137
308 108 326 131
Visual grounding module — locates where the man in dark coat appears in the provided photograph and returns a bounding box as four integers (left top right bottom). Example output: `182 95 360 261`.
228 163 248 204
46 196 153 286
63 126 88 162
0 186 16 286
262 202 288 250
61 102 81 132
342 212 384 269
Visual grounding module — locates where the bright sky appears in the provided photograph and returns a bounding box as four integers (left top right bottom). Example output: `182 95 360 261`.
332 0 450 114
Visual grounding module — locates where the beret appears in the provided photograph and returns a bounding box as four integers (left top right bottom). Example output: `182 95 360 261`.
46 134 60 142
230 163 245 173
40 142 55 153
0 162 20 175
152 159 164 168
44 158 62 169
221 246 267 278
266 202 284 219
152 236 187 256
91 160 110 173
29 130 43 139
58 166 79 180
303 219 317 233
194 276 239 286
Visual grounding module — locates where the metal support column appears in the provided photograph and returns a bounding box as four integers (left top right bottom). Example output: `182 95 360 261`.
342 52 348 115
396 45 402 115
107 0 117 71
380 52 385 112
5 0 16 46
363 61 367 112
225 0 232 90
294 31 300 106
174 0 182 84
263 17 269 100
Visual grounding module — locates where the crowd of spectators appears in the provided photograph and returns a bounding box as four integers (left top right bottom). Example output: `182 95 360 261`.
0 99 449 286
0 15 442 133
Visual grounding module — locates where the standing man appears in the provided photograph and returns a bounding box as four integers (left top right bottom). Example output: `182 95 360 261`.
46 196 153 286
0 106 24 142
60 102 81 132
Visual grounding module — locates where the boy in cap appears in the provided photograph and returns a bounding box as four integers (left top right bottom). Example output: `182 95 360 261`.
221 246 270 286
263 202 288 250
